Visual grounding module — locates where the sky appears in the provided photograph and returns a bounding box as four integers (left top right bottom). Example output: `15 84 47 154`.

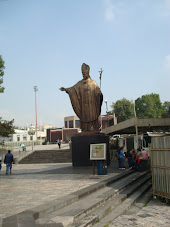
0 0 170 128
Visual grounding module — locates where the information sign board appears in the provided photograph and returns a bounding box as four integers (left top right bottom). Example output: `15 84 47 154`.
90 143 106 160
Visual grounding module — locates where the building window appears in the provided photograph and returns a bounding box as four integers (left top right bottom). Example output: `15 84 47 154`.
69 120 73 128
30 136 33 141
75 120 80 128
17 135 20 142
23 136 27 141
65 121 68 128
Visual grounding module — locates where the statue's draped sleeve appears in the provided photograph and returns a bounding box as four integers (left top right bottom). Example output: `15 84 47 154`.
66 79 102 123
65 81 82 119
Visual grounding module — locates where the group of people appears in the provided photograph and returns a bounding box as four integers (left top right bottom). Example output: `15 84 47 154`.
116 147 148 170
0 150 14 175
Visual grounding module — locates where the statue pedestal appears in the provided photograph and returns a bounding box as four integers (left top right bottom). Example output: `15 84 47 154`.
71 132 110 167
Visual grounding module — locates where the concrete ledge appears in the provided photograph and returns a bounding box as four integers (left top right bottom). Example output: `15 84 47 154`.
16 213 36 227
2 213 36 227
30 195 79 219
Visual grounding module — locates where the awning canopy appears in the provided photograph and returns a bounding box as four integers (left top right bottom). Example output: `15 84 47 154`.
102 117 170 135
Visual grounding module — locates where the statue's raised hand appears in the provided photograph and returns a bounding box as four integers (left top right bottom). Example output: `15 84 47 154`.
60 87 65 91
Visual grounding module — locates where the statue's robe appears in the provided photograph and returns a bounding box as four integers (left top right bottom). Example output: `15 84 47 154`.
66 77 103 131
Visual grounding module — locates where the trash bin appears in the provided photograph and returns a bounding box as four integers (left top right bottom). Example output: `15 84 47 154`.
97 161 107 175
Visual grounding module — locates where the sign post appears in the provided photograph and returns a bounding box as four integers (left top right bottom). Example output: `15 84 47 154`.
90 143 106 175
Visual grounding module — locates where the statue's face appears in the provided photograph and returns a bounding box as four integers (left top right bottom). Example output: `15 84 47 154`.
82 72 89 79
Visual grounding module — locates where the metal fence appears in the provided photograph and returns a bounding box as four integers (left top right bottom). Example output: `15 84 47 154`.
0 141 37 151
0 141 35 161
151 136 170 200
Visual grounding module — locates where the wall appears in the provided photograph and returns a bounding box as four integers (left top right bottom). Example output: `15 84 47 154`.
63 128 79 141
46 129 62 143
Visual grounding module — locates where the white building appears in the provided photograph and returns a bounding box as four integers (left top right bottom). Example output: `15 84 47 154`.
0 129 36 143
64 116 80 129
0 124 54 144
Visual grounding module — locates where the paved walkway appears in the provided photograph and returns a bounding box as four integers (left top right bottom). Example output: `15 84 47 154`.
0 160 169 226
110 199 170 227
0 161 121 219
13 143 70 152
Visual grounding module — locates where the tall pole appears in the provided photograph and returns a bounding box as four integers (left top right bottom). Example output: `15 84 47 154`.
99 68 103 90
105 100 109 128
33 86 38 145
134 100 139 149
99 68 104 131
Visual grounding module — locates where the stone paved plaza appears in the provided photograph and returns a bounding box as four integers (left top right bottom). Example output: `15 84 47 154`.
0 154 169 226
110 199 170 227
0 159 124 220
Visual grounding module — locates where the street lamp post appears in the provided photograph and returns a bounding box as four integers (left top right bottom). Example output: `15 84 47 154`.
134 100 139 149
105 99 109 128
99 68 103 90
99 68 103 131
33 86 38 145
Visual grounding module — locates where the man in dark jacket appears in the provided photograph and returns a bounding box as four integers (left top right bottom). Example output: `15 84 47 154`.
4 150 14 175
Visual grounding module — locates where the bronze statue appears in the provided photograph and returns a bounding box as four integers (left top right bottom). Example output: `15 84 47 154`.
60 63 103 132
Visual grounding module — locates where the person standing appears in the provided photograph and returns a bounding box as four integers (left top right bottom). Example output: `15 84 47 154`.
116 147 120 169
4 150 14 175
118 147 125 169
58 140 61 149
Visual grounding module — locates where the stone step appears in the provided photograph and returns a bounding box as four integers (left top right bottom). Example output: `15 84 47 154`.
0 170 136 227
35 171 150 226
93 180 152 227
124 187 153 215
32 170 134 220
19 150 72 164
76 176 152 227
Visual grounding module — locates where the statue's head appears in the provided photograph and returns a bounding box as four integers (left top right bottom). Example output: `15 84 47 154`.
81 63 90 79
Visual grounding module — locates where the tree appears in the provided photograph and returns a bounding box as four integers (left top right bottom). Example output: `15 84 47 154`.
111 98 134 123
0 118 15 137
135 93 163 118
162 101 170 118
0 55 5 93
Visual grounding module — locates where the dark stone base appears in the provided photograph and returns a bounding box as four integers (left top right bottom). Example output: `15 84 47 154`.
71 132 110 167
